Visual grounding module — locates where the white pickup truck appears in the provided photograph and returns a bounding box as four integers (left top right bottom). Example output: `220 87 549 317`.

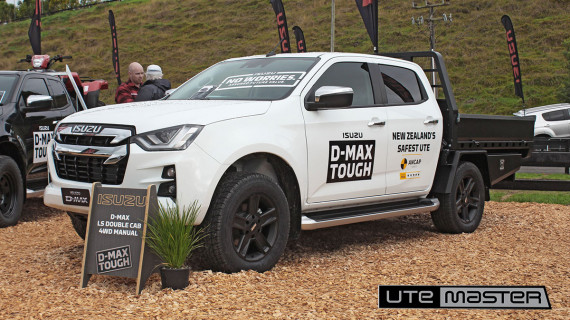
44 51 534 272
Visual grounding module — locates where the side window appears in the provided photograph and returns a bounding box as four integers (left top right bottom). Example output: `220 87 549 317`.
20 78 51 107
311 62 374 106
48 79 70 109
378 65 425 104
542 110 567 122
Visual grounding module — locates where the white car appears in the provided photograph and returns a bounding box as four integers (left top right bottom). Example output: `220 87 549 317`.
44 51 533 272
514 103 570 137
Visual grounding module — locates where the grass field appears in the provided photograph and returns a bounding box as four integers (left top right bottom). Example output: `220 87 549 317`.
516 172 570 180
490 189 570 205
1 0 569 109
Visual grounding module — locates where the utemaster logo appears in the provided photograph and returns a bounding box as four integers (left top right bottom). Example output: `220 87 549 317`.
378 286 551 309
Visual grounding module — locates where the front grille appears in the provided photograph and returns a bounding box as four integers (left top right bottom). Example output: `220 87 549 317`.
59 134 115 146
54 154 126 185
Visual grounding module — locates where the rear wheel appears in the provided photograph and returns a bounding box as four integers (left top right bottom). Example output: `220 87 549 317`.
67 212 87 239
203 173 290 273
0 156 24 228
431 162 485 233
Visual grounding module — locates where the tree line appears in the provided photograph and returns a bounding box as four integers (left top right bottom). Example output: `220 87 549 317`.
0 0 113 23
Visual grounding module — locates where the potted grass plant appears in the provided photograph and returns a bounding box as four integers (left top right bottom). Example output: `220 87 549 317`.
145 201 205 290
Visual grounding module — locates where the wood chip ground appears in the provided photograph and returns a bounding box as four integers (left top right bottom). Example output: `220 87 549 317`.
0 199 568 319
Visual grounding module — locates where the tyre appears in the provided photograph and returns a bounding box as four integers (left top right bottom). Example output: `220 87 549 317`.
0 156 24 228
67 212 87 239
203 173 290 273
431 162 485 233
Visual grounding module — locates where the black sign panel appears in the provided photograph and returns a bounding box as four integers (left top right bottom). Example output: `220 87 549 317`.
81 183 160 294
62 188 90 207
327 140 375 183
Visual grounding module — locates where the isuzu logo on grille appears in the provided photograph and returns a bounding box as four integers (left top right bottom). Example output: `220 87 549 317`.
72 125 103 134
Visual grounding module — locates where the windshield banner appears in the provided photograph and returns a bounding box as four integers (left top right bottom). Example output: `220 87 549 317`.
270 0 291 53
216 72 306 90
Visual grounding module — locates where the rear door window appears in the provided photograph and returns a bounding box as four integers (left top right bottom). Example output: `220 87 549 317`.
542 109 569 121
48 79 70 109
377 65 426 104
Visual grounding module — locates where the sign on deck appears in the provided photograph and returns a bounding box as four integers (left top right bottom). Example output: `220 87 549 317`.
80 183 161 294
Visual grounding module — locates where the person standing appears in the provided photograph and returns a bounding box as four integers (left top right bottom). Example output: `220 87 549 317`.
135 65 172 102
115 62 144 103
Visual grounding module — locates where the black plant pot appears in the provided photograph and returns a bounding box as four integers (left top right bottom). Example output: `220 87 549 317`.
160 267 190 290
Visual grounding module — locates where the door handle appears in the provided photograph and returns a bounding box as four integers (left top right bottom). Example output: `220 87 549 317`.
368 118 386 126
424 118 439 124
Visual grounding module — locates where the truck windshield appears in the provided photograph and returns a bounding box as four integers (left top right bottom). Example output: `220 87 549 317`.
167 57 318 101
0 75 17 105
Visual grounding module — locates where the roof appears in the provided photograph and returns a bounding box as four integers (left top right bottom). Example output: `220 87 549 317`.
514 103 570 116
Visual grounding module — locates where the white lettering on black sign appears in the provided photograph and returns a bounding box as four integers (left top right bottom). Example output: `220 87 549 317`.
327 140 375 183
96 245 132 273
33 131 53 163
216 71 305 90
62 188 90 206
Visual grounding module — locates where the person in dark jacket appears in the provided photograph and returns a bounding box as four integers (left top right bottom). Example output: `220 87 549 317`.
135 65 171 102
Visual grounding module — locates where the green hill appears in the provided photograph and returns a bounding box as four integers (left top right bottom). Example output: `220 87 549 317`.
1 0 569 114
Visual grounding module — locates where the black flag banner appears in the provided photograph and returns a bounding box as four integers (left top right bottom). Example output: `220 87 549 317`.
28 0 41 55
270 0 291 53
292 26 307 53
109 10 122 86
501 15 524 102
355 0 378 54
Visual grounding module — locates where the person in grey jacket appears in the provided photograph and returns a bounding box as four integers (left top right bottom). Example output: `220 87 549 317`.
135 64 171 101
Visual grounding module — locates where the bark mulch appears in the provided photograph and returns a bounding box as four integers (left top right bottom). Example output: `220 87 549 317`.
0 199 567 319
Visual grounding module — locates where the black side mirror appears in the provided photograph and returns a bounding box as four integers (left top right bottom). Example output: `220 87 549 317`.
306 86 353 111
24 95 53 112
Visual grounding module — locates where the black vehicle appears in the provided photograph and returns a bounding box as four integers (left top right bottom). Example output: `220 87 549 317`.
0 71 79 227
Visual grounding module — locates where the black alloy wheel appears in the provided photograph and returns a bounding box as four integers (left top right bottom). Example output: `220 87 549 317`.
431 161 485 234
0 172 17 218
0 156 24 227
231 193 279 262
454 174 481 224
203 172 290 273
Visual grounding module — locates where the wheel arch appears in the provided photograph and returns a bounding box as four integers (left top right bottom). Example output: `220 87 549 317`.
430 150 490 200
0 140 27 185
217 152 302 240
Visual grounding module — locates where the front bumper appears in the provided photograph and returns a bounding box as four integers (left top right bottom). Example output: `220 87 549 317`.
43 141 226 224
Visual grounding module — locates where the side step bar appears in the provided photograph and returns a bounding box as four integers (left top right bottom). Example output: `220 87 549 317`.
27 188 45 198
301 198 440 230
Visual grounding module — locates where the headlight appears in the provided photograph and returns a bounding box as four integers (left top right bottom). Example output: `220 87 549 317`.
131 125 203 151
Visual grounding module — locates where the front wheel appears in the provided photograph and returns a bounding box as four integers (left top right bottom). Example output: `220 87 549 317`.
431 162 485 233
203 173 290 273
0 156 24 228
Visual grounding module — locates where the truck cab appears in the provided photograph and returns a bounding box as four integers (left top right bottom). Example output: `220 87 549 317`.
0 71 78 226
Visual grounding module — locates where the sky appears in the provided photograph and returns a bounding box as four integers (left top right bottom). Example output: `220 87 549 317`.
6 0 18 6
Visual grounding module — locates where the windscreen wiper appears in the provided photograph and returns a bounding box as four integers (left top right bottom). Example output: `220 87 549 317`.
190 85 217 100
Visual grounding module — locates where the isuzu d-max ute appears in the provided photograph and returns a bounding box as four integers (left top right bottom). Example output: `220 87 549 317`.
44 51 534 272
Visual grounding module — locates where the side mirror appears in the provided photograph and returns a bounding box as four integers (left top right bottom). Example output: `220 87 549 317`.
163 88 177 99
306 86 353 111
24 95 53 112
